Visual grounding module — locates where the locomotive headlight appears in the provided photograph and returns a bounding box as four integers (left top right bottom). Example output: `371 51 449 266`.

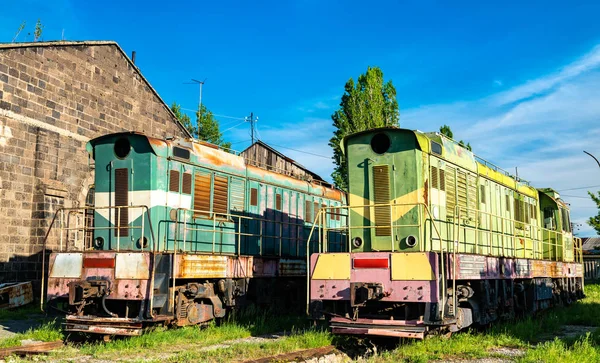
406 235 417 247
93 236 104 249
432 206 439 219
352 237 363 248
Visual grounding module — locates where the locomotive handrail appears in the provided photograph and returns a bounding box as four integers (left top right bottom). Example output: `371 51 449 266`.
172 208 310 256
449 205 570 262
40 205 155 312
304 202 446 317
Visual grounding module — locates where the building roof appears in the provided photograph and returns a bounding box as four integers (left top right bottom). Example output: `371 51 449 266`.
583 237 600 251
0 40 191 138
241 140 328 183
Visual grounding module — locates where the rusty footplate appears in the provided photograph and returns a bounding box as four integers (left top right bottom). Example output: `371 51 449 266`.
329 317 427 339
64 315 144 336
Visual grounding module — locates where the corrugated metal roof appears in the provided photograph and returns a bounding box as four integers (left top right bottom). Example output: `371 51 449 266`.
582 237 600 251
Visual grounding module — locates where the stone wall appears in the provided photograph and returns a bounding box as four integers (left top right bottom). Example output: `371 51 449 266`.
0 42 188 288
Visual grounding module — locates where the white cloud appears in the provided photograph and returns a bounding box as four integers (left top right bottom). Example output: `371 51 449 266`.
493 80 503 87
402 45 600 237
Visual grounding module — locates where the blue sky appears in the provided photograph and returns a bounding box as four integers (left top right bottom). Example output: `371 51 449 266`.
2 1 600 236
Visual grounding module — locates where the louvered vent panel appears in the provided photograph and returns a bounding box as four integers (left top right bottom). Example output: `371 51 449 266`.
114 168 129 237
213 175 229 215
467 174 477 220
439 169 446 191
373 165 391 236
446 166 456 217
457 170 468 217
182 173 192 194
431 166 439 189
230 179 245 212
305 200 313 223
193 172 211 218
169 170 180 192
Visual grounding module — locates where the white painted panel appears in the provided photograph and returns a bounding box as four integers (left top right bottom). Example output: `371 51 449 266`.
115 253 150 279
50 253 83 278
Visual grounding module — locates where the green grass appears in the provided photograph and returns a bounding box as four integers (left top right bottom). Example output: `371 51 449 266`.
375 284 600 362
160 329 333 363
72 305 317 360
0 320 63 349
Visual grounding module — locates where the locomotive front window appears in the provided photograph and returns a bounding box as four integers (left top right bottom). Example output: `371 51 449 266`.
173 147 190 160
431 141 442 155
114 137 131 159
371 133 391 154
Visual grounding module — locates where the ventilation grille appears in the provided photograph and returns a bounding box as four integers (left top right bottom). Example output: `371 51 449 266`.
182 173 192 194
305 200 313 223
169 170 180 192
114 168 129 237
230 179 245 212
431 166 439 189
446 166 456 217
439 169 446 191
373 165 391 236
193 172 211 218
467 174 477 220
213 175 229 215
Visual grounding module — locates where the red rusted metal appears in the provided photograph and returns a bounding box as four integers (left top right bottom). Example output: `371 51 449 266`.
0 282 33 309
83 257 115 268
353 258 389 269
330 317 426 339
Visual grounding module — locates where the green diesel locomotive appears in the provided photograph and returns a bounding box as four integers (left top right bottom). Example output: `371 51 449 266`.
43 132 345 336
308 127 584 338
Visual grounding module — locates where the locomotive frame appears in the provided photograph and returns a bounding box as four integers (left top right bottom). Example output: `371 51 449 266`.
41 132 345 336
307 127 584 339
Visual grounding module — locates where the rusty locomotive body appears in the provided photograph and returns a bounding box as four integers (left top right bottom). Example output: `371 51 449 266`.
307 128 584 339
43 132 345 336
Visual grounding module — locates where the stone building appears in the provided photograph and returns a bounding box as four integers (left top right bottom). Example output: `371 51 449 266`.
0 41 189 287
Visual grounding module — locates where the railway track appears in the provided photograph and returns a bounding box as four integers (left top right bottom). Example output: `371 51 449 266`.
0 341 63 359
242 345 340 363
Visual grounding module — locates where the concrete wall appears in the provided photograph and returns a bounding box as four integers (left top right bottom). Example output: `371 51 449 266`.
0 42 187 287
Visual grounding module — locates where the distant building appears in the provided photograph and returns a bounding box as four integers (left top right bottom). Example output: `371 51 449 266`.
0 41 189 287
241 140 330 185
583 237 600 252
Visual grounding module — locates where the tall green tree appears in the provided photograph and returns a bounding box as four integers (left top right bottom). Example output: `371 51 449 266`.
196 105 232 150
170 102 231 150
438 124 472 151
439 124 453 138
329 66 399 190
588 191 600 234
170 102 193 135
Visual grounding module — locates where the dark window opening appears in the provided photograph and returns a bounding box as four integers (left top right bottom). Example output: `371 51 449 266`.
114 138 130 159
173 147 191 160
250 188 258 206
431 141 442 155
371 133 391 154
276 194 282 211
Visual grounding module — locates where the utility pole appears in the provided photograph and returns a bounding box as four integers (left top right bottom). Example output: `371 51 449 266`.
185 78 207 112
246 112 257 144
